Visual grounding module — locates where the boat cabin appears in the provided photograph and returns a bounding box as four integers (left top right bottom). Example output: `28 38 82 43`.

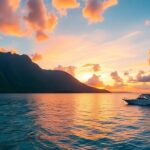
138 94 150 100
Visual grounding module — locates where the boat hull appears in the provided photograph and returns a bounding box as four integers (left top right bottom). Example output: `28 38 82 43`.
124 99 150 106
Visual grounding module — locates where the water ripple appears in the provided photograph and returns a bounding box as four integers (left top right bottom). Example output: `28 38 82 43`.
0 93 150 149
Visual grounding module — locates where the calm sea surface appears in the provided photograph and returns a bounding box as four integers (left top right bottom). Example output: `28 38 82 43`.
0 93 150 150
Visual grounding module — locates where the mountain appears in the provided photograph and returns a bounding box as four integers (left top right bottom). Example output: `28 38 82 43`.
0 52 110 93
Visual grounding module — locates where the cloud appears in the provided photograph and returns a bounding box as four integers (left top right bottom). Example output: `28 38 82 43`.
82 64 93 67
8 0 20 11
134 71 150 82
52 0 80 16
93 64 101 72
127 70 150 83
86 74 104 87
31 53 43 62
0 0 58 40
0 0 24 36
136 70 145 80
145 20 150 26
122 31 142 39
105 83 125 92
138 75 150 82
54 65 76 76
128 76 136 83
82 0 118 23
82 63 101 72
0 47 18 54
111 71 123 83
124 71 129 76
36 30 49 42
25 0 57 41
33 29 147 71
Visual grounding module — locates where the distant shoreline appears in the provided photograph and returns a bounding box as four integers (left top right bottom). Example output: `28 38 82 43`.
0 91 146 94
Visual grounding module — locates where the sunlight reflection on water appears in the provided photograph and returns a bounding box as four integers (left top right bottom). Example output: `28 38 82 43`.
0 93 150 149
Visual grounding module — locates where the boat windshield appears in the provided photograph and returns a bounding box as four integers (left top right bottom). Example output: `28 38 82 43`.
138 94 150 100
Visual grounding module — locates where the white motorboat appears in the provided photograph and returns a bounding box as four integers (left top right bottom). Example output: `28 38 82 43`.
123 94 150 106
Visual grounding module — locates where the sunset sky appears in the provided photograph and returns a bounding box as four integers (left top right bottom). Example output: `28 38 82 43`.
0 0 150 92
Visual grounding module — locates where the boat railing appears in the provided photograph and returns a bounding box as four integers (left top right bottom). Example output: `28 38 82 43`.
123 97 128 100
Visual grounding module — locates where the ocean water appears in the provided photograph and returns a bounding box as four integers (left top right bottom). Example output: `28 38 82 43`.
0 93 150 150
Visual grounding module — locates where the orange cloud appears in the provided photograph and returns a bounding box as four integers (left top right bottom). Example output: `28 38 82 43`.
0 0 24 36
31 53 43 62
54 65 76 76
82 0 118 23
82 63 101 72
25 0 57 41
86 74 104 87
36 30 49 42
0 47 18 54
8 0 20 11
52 0 80 15
93 64 101 72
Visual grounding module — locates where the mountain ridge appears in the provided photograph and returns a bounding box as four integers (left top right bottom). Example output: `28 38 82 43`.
0 52 110 93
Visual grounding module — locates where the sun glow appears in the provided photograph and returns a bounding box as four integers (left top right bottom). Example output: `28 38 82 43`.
76 73 93 82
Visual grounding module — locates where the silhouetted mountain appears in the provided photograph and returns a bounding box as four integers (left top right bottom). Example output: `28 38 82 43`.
0 52 110 93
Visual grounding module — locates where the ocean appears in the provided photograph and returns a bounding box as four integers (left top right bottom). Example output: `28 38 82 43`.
0 93 150 150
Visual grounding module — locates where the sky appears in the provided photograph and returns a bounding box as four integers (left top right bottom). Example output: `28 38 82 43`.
0 0 150 92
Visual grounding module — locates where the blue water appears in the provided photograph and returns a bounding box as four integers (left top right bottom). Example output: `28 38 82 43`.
0 93 150 150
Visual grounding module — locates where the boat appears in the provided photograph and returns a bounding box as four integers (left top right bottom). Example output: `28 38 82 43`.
123 94 150 106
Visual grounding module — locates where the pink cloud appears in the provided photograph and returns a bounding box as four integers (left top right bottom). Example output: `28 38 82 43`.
82 0 118 23
133 71 150 82
31 53 43 62
86 74 104 87
111 71 123 83
36 30 49 42
127 70 150 83
0 0 24 36
93 64 101 72
136 70 145 80
25 0 57 41
138 75 150 82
